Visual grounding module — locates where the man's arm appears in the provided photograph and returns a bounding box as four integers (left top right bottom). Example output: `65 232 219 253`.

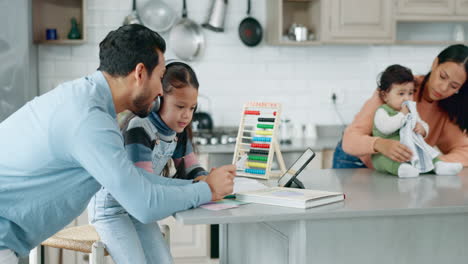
62 111 213 224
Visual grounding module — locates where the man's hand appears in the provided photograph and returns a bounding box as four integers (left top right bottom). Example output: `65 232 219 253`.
413 122 426 137
205 164 236 201
374 138 412 163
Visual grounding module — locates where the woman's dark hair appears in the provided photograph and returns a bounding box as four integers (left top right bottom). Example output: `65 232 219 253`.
98 24 166 77
418 44 468 132
377 64 414 99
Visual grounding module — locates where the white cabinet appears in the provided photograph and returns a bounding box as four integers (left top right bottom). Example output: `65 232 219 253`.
396 0 468 19
456 0 468 14
321 0 394 43
397 0 454 15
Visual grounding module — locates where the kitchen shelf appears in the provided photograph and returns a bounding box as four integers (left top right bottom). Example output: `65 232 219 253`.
396 21 468 44
32 0 86 44
267 0 321 45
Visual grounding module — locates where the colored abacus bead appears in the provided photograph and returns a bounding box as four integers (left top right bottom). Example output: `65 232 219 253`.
251 143 270 148
249 149 269 155
258 118 275 122
245 169 266 175
248 155 268 161
257 124 274 129
252 137 271 142
247 162 267 169
245 110 260 115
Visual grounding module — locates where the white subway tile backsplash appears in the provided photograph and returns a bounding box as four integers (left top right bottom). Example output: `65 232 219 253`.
37 0 448 127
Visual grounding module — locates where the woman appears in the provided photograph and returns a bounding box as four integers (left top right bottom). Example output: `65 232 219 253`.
333 44 468 169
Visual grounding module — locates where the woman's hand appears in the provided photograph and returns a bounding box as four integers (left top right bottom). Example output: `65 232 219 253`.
374 138 413 163
413 122 426 137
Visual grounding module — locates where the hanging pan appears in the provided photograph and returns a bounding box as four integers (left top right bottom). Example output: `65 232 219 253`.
169 0 205 61
238 0 262 47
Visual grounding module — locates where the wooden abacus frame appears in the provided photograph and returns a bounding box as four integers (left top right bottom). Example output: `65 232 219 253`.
232 102 286 179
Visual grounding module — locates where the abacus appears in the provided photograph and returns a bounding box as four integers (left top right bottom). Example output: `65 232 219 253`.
232 102 286 179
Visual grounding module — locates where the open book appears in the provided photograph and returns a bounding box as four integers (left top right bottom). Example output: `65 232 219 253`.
236 187 345 209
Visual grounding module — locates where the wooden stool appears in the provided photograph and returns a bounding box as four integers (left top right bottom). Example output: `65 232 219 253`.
29 224 170 264
29 225 107 264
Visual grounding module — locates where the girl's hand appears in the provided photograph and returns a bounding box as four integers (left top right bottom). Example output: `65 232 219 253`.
374 138 413 163
194 175 208 182
413 122 426 137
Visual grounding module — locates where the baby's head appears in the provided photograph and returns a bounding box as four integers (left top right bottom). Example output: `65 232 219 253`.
159 61 199 133
377 64 415 111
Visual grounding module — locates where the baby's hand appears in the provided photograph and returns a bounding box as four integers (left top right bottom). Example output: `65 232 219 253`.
414 122 426 137
400 105 410 114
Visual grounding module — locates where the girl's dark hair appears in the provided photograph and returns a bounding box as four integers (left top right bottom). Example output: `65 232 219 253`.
160 62 199 178
377 64 414 98
119 62 200 179
98 24 166 77
418 44 468 132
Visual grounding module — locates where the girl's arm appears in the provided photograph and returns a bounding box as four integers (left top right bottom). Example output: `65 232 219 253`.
437 120 468 166
173 132 208 180
342 91 383 156
374 108 406 135
124 117 192 186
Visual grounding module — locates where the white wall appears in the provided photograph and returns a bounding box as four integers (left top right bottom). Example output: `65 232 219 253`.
38 0 446 128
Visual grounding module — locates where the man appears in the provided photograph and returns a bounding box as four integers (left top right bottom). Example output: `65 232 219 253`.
0 24 235 264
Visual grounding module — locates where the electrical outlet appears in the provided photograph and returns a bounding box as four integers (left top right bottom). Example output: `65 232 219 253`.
330 88 344 104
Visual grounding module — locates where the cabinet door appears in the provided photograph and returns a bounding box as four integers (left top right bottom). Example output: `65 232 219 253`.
397 0 454 15
159 217 211 261
456 0 468 14
323 0 393 42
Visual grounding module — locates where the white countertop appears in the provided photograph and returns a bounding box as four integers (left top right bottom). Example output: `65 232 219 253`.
175 168 468 225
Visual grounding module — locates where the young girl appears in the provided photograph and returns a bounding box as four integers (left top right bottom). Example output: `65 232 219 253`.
88 61 208 264
371 64 463 178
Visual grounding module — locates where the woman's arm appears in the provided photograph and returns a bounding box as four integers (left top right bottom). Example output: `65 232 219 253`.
343 91 412 163
437 120 468 166
342 91 383 156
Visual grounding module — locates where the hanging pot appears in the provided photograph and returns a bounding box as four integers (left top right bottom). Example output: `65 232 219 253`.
202 0 228 32
238 0 262 47
169 0 205 61
139 0 177 32
123 0 141 25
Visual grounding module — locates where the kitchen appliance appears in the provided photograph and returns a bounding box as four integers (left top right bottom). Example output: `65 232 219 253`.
238 0 262 47
288 23 308 41
169 0 205 61
139 0 176 32
202 0 228 32
193 111 213 131
123 0 141 25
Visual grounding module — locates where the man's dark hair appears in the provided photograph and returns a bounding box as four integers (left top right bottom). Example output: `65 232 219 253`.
97 24 166 77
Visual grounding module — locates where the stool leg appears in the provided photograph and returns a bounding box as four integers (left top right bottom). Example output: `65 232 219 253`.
161 224 171 245
90 241 105 264
29 246 42 264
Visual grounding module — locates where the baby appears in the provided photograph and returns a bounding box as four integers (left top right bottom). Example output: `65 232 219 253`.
371 64 463 178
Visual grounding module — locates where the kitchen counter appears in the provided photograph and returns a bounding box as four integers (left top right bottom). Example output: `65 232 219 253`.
176 168 468 263
196 136 340 154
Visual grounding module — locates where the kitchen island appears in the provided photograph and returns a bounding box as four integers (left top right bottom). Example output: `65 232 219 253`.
175 168 468 264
